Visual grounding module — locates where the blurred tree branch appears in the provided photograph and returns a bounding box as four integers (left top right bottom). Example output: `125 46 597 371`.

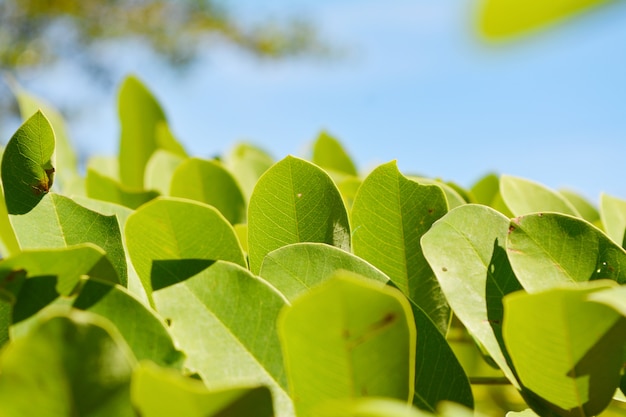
0 0 331 71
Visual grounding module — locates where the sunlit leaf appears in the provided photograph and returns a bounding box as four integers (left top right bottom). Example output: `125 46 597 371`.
131 362 273 417
169 158 246 224
560 189 600 226
499 175 579 217
311 131 358 176
278 272 415 417
248 155 350 274
352 161 450 333
1 110 55 215
259 242 388 301
9 79 80 194
223 142 274 201
421 204 521 386
9 193 128 287
503 282 626 416
153 261 293 416
86 168 159 209
506 212 626 292
118 75 184 189
125 197 245 302
600 193 626 247
145 149 186 195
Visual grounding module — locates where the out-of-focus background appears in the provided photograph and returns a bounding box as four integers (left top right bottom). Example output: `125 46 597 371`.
1 0 625 201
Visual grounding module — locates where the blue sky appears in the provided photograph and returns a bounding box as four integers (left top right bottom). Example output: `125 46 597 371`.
8 0 626 202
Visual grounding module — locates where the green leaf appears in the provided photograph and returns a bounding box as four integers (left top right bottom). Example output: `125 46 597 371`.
9 79 79 194
0 300 10 347
259 242 389 301
86 168 159 209
469 173 514 217
131 362 274 417
421 204 521 386
170 158 246 224
278 272 416 417
0 311 136 417
155 121 187 157
125 197 245 302
408 299 473 412
153 261 293 416
145 149 186 195
73 196 148 304
506 212 626 292
9 193 128 286
352 161 450 333
337 176 362 212
73 279 184 367
223 142 274 201
409 177 466 210
600 193 626 247
506 410 540 417
499 175 580 217
259 243 472 412
311 131 358 176
503 283 626 416
0 178 20 257
316 398 434 417
560 189 600 226
118 75 176 189
0 244 118 297
478 0 613 39
248 155 350 274
1 110 55 215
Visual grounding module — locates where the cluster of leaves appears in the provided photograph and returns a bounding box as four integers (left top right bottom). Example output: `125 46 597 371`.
1 75 626 417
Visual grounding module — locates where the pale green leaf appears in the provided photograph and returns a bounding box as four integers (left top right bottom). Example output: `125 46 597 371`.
600 193 626 247
131 362 273 417
560 189 600 225
9 193 128 286
1 110 55 215
278 272 415 417
222 142 274 201
503 283 626 416
145 149 186 195
409 176 466 209
118 75 167 189
0 311 136 417
500 175 580 217
259 242 388 301
421 204 521 387
170 158 246 224
478 0 613 39
86 168 159 209
125 197 245 302
352 161 450 333
506 410 540 417
153 261 293 416
248 155 350 274
337 175 362 212
506 213 626 292
311 131 358 176
155 121 187 157
87 155 119 180
469 173 514 217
